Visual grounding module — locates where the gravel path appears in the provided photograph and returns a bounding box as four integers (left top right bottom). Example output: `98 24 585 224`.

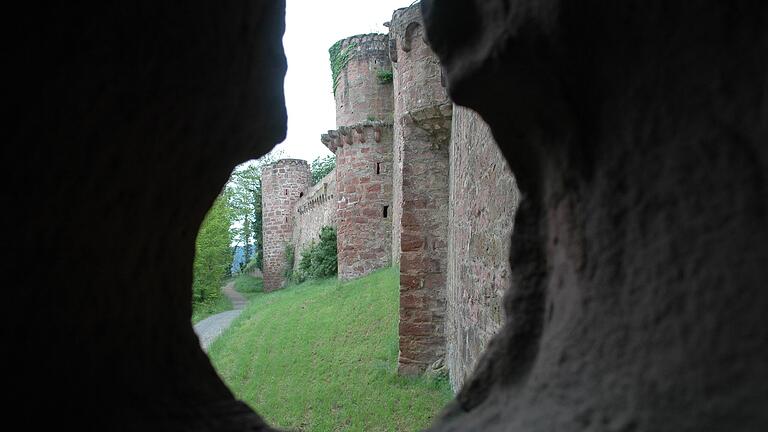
193 281 248 352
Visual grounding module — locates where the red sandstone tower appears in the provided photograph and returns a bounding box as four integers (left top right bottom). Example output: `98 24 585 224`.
322 33 395 281
332 34 394 126
261 159 311 292
389 5 453 375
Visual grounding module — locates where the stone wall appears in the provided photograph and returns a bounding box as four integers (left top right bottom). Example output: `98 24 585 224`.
292 169 337 269
322 122 393 281
446 105 519 391
389 4 453 375
333 34 394 127
261 159 311 291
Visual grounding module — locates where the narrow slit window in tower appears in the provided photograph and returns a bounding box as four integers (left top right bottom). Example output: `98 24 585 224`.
383 205 389 218
376 162 381 175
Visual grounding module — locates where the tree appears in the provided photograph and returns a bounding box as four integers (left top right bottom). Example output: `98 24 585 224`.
310 154 336 185
192 191 233 307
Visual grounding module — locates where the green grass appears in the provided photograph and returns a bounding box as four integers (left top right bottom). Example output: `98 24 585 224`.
233 273 265 301
191 292 232 324
207 267 452 431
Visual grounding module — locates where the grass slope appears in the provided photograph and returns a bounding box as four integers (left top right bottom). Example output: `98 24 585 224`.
208 268 452 431
233 273 265 301
191 292 232 324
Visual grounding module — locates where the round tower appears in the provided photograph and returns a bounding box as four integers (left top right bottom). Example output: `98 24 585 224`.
330 33 394 127
261 159 311 292
321 122 394 281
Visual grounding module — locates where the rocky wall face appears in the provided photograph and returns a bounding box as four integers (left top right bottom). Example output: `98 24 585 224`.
262 159 311 291
391 116 404 266
292 169 337 269
333 34 394 127
334 124 394 281
446 105 519 392
422 0 768 431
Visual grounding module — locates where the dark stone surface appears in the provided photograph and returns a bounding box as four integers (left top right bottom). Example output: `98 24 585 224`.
5 0 767 430
5 1 286 429
422 0 768 430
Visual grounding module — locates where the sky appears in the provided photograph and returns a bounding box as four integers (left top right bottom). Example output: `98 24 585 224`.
267 0 415 163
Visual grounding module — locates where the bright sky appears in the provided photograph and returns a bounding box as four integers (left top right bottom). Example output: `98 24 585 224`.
269 0 415 162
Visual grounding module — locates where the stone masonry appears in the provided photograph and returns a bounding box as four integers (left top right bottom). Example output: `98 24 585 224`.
261 159 311 292
333 34 394 126
323 33 396 282
291 169 337 271
446 106 518 391
390 4 453 375
322 123 394 281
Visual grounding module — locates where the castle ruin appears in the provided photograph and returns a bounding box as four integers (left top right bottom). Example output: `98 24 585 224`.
261 3 518 389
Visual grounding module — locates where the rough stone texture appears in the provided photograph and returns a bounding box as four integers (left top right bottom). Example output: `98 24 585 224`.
11 0 768 429
292 169 338 269
5 0 286 429
446 105 519 392
422 0 768 431
262 159 311 291
333 34 394 127
323 123 394 281
390 4 453 375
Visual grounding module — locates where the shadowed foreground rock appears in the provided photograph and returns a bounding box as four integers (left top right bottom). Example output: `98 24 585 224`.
422 0 768 430
4 0 767 430
6 1 286 429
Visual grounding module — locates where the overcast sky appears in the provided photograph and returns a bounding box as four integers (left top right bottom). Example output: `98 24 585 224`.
268 0 414 162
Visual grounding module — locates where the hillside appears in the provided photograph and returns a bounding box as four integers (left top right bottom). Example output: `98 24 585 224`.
207 268 452 431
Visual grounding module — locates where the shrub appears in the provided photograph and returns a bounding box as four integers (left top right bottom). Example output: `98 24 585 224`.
243 251 262 274
376 68 393 84
296 226 338 281
284 243 295 282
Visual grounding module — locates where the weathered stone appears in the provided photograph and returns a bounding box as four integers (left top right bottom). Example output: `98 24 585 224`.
422 0 768 430
326 123 394 281
390 3 452 375
6 0 287 428
262 159 311 291
333 34 394 127
446 105 518 391
291 169 337 271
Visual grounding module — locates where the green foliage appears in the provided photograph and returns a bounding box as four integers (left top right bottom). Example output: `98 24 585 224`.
208 268 452 431
243 252 262 275
284 243 295 281
376 68 393 84
191 293 232 324
366 114 377 121
296 226 338 282
192 193 233 314
310 154 336 185
329 40 357 95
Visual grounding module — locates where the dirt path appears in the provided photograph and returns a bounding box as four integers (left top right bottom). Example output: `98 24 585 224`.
193 281 248 352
